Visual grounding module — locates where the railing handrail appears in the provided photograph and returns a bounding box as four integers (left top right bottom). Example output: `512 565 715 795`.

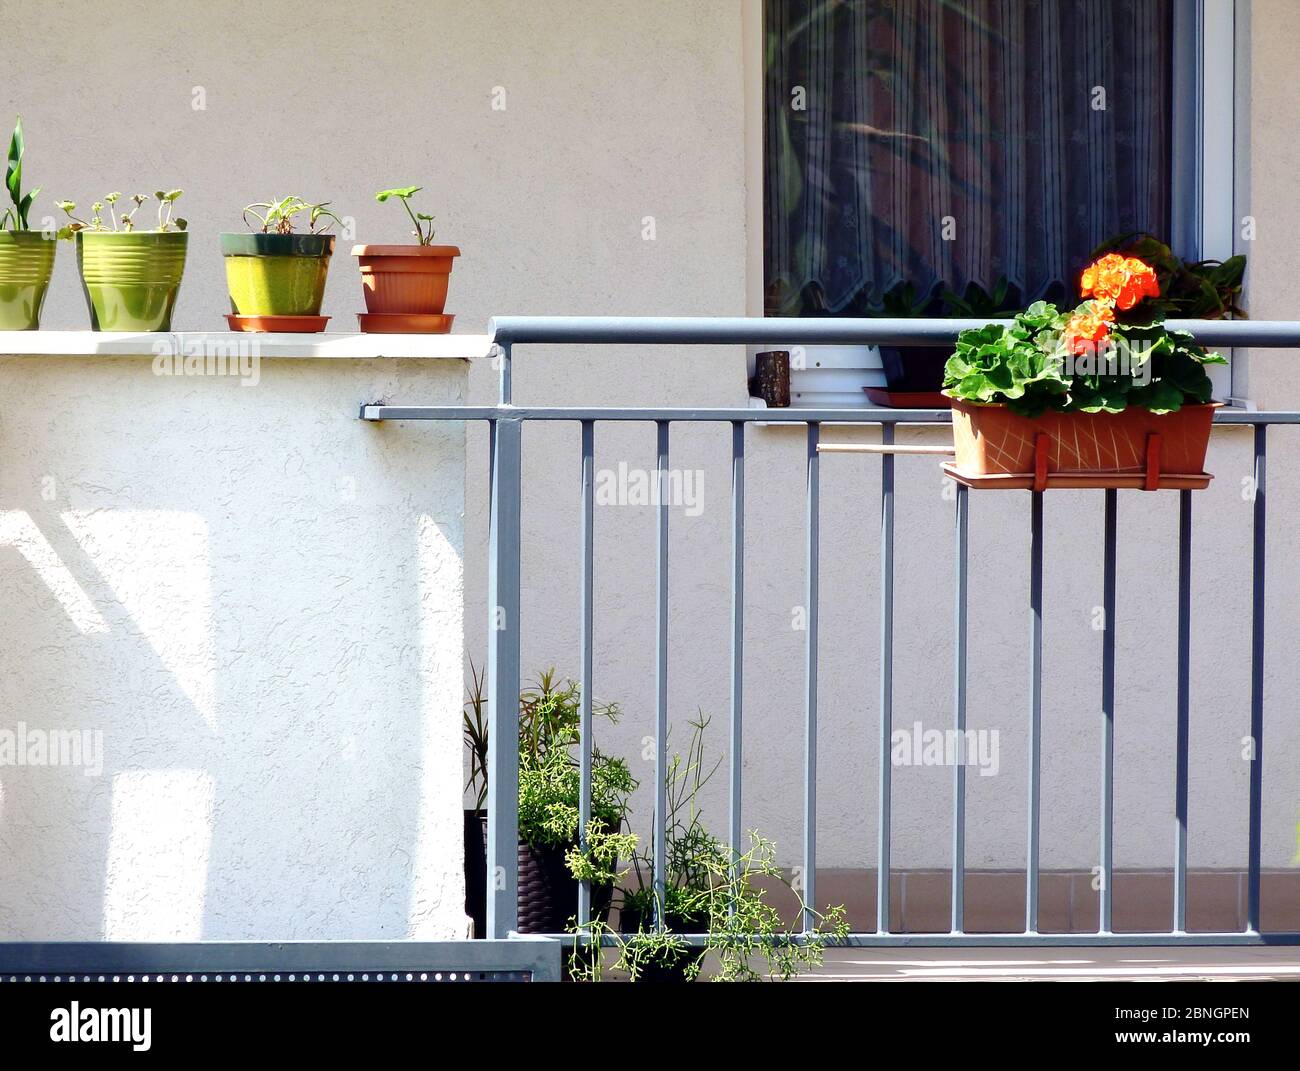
362 403 1300 425
487 315 1300 348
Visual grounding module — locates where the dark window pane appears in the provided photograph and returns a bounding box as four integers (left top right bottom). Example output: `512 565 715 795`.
764 0 1173 315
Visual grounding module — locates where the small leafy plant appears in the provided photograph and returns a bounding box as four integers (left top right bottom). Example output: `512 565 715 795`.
375 186 436 245
570 716 849 982
943 254 1226 417
4 117 38 232
242 196 342 235
464 666 639 885
56 190 185 238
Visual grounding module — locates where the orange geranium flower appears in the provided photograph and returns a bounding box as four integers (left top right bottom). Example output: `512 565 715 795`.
1062 302 1115 355
1080 253 1160 311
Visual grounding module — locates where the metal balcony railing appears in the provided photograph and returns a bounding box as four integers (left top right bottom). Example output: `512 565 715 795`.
362 316 1300 949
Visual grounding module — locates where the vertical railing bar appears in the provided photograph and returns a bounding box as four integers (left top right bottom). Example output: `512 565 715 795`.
803 422 820 933
952 482 969 934
877 421 895 934
1100 489 1117 935
1174 488 1192 933
1027 490 1043 934
497 341 512 405
1247 425 1267 933
654 420 670 930
729 422 745 882
486 415 522 939
577 420 595 928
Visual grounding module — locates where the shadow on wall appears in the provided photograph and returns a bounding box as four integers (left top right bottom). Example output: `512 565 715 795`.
0 356 467 941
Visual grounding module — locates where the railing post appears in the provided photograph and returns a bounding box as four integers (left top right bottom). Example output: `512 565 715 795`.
654 421 670 928
729 421 745 883
1026 490 1043 934
1247 425 1267 932
803 422 820 932
1099 489 1118 935
487 414 522 939
578 420 595 927
877 422 895 934
952 483 968 934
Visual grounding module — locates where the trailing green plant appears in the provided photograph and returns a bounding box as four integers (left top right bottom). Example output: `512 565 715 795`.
1090 232 1246 320
55 190 185 238
4 117 38 232
464 666 638 879
375 186 436 245
570 716 848 982
943 253 1227 418
242 196 342 235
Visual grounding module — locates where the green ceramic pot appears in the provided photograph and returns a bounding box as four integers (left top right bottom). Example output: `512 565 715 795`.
220 233 335 316
0 230 57 330
76 230 188 332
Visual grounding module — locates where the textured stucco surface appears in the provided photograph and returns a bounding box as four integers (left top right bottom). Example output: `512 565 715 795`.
0 356 466 939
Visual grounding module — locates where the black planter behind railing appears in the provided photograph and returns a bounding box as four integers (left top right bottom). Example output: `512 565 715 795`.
464 810 615 938
879 344 951 394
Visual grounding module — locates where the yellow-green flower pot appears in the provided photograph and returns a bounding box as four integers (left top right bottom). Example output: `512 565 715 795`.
0 230 57 330
220 233 335 316
76 230 188 332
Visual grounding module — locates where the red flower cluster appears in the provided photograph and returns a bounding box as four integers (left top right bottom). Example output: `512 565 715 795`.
1063 254 1162 353
1080 253 1160 311
1061 301 1115 356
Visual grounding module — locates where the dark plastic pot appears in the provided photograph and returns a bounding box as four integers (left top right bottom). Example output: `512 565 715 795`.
517 836 616 935
879 345 951 394
618 904 707 983
464 810 487 939
463 810 617 939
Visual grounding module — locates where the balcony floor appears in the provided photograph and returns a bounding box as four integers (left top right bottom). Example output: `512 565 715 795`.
796 945 1300 981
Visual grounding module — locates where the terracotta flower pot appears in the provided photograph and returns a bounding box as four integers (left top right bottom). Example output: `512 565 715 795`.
947 398 1219 491
353 244 459 317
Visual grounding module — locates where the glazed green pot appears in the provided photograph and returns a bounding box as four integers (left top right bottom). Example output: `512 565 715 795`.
76 230 188 331
220 233 335 316
0 230 57 330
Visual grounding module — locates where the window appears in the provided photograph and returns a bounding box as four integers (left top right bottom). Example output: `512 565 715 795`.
763 0 1180 317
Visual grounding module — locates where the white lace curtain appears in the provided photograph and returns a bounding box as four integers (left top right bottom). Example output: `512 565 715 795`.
765 0 1172 315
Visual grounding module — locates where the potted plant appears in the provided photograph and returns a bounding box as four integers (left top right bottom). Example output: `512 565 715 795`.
463 667 637 941
1089 232 1245 320
353 186 459 334
942 253 1227 490
0 117 56 331
221 197 342 332
865 277 1024 407
55 189 186 332
571 717 849 983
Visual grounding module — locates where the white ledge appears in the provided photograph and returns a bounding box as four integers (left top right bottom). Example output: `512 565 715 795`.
0 331 493 360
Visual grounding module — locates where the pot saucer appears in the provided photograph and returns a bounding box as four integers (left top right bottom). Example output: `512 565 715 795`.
226 314 330 333
357 312 455 334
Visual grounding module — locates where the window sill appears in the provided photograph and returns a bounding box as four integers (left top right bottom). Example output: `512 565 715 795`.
0 331 493 361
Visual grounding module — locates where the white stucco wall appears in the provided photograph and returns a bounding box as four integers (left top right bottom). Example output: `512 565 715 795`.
2 0 1298 945
0 354 466 939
